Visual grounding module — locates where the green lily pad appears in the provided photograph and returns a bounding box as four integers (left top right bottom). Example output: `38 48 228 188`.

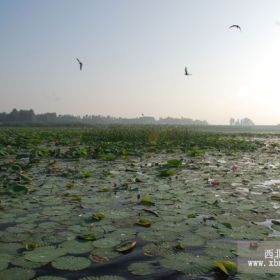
143 242 173 257
0 242 23 254
160 252 213 276
139 197 155 206
205 241 236 259
11 183 29 193
90 248 120 259
115 240 136 253
128 262 155 275
159 168 176 177
78 233 96 241
136 218 152 227
12 256 45 269
0 267 35 280
52 256 91 271
61 240 94 254
166 159 182 167
93 238 120 249
0 254 13 271
24 246 66 263
92 213 105 221
179 234 205 247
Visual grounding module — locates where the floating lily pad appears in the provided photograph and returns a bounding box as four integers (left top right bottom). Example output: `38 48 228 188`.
139 197 155 206
93 237 120 249
143 242 173 257
105 210 131 219
179 234 205 247
205 241 236 259
0 254 13 271
159 168 176 177
115 240 136 253
219 225 270 240
24 246 66 263
195 225 220 239
52 256 91 271
78 233 96 241
138 229 180 242
92 213 105 221
136 218 152 227
106 228 136 241
61 240 94 254
12 256 45 269
0 242 23 254
160 252 213 276
90 248 120 259
128 262 155 275
0 267 35 280
90 254 109 263
166 159 182 167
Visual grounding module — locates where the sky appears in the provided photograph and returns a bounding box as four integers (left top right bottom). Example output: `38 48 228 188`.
1 0 280 124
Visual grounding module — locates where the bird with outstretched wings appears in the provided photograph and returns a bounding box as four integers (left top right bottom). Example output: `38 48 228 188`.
229 25 241 31
76 58 83 71
185 67 191 76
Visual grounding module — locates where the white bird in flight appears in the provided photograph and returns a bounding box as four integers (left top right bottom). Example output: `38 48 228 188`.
76 58 83 71
229 24 241 31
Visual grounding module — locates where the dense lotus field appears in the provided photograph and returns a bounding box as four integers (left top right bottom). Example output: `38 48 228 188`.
1 126 280 279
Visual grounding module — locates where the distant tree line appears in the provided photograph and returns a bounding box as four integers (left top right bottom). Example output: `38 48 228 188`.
0 109 208 125
229 117 255 126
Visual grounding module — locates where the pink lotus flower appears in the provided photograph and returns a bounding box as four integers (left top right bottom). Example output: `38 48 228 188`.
208 178 219 187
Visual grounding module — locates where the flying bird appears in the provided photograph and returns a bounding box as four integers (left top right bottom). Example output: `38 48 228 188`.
229 25 241 31
76 58 83 71
185 67 191 76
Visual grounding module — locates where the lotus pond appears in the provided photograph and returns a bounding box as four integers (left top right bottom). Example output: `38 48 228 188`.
1 126 280 279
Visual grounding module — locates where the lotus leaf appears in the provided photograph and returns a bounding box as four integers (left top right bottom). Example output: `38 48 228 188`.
12 256 45 269
78 233 96 241
90 248 120 259
135 218 152 227
24 246 66 263
128 262 155 275
61 239 94 254
93 237 120 248
160 252 213 276
92 213 105 221
143 242 173 257
115 240 136 253
52 256 91 271
0 267 35 280
0 254 13 271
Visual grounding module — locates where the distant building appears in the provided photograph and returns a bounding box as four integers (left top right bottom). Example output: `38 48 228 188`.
230 117 254 126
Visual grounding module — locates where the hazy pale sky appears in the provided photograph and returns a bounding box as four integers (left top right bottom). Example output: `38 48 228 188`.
1 0 280 124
